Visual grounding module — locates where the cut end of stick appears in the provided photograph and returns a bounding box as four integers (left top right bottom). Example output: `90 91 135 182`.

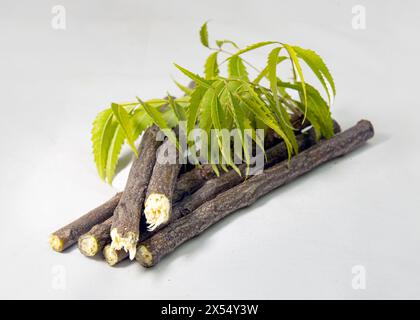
137 245 154 268
49 234 64 252
103 245 120 266
144 193 171 231
78 235 99 257
110 228 138 260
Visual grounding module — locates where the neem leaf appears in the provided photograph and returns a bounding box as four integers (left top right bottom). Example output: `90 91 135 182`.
131 108 153 138
216 39 239 49
174 63 211 88
91 108 115 180
167 94 187 121
173 80 193 96
292 46 336 101
211 90 240 175
199 21 210 48
204 51 219 79
229 41 277 58
105 124 125 184
137 97 178 147
267 47 282 109
228 55 249 81
254 56 287 84
236 87 293 158
226 84 251 170
277 80 334 138
111 103 138 157
187 86 208 136
197 88 214 164
259 86 299 154
282 44 307 109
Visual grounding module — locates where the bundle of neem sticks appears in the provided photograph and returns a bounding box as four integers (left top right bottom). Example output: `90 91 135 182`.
50 118 374 267
50 22 375 268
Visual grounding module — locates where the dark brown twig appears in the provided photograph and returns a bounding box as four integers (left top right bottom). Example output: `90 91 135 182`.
143 135 182 231
110 125 161 259
78 217 113 257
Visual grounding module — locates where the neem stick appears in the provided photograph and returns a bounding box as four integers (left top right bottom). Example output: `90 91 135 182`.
103 244 129 266
136 120 374 267
78 217 113 256
103 244 124 265
102 122 340 265
50 192 122 252
110 125 161 260
143 136 182 231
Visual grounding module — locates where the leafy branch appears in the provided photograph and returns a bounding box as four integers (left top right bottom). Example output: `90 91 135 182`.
91 22 336 184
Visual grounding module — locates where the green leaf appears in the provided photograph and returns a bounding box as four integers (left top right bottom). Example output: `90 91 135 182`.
277 80 334 138
236 87 293 158
226 85 251 169
162 108 178 128
306 91 334 138
282 44 307 110
137 97 178 147
211 92 241 175
92 107 138 184
174 64 211 88
204 52 219 79
254 56 287 84
199 21 210 48
167 94 186 121
105 125 125 184
216 39 239 49
198 88 214 164
91 108 115 180
228 56 249 81
292 46 336 101
267 47 282 110
173 80 193 96
260 87 299 154
187 86 208 136
242 116 265 158
111 103 138 157
131 108 153 138
229 41 277 58
144 99 168 108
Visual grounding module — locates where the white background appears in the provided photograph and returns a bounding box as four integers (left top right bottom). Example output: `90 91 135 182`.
0 0 419 299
